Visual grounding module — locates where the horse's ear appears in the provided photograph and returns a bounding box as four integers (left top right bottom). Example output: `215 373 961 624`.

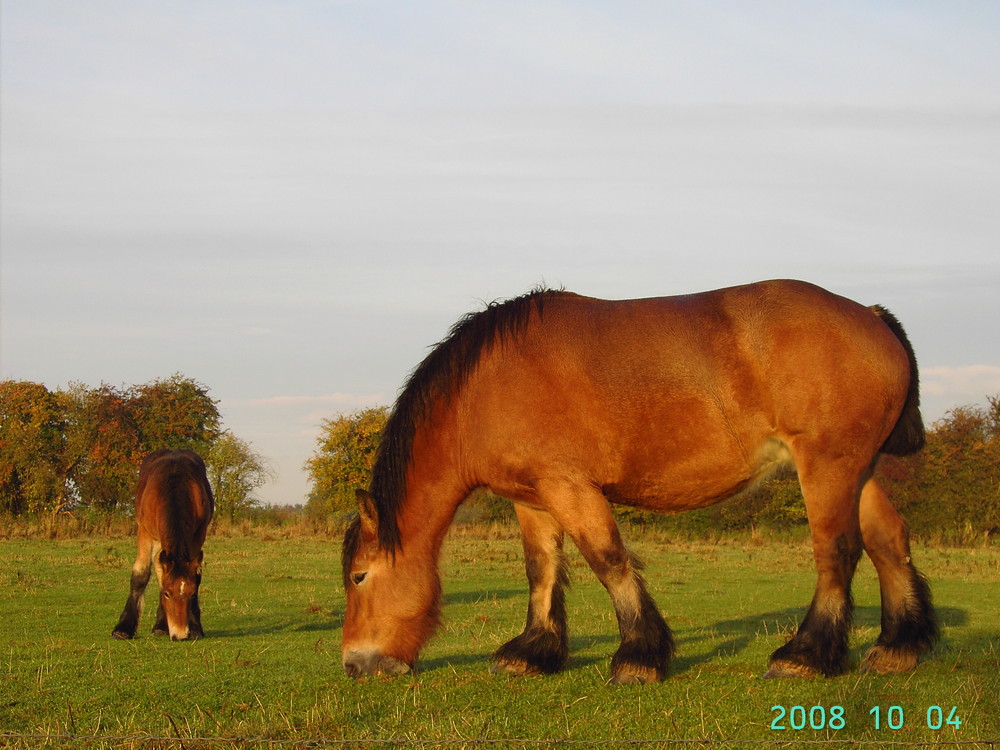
355 489 378 538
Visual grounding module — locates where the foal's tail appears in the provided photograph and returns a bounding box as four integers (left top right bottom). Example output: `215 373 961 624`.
872 305 925 456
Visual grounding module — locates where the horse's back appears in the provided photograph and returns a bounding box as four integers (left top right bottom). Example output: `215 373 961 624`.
528 279 906 415
464 280 913 510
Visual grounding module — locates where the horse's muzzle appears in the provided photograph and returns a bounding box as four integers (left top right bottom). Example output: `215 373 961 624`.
343 650 412 678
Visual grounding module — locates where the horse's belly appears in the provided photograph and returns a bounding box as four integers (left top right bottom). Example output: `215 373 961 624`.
602 475 751 512
603 437 793 513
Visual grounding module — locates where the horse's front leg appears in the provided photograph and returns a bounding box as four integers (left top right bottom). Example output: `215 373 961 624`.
493 503 569 675
538 480 673 684
112 534 153 639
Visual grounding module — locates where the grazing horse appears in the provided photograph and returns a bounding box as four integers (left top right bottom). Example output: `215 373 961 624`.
113 449 214 641
341 280 938 682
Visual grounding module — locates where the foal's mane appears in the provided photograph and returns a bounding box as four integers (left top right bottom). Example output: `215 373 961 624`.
162 467 193 561
368 287 565 552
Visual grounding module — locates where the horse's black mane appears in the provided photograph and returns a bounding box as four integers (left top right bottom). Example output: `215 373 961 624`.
368 287 566 552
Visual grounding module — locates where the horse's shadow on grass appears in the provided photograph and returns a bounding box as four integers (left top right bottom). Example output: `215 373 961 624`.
208 616 344 639
666 604 967 675
208 590 523 641
418 604 969 677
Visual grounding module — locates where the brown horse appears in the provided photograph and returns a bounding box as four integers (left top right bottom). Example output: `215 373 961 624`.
113 449 214 641
341 280 938 682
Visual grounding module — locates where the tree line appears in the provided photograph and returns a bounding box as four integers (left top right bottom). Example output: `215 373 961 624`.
305 397 1000 540
0 374 270 520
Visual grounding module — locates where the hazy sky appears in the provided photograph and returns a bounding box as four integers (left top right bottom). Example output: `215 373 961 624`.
3 1 999 506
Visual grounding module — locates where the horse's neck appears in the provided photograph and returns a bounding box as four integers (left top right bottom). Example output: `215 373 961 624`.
397 423 471 557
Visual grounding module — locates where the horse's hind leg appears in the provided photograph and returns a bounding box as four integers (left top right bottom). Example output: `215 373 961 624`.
538 480 673 684
859 477 938 673
493 503 569 675
767 458 863 678
113 535 153 639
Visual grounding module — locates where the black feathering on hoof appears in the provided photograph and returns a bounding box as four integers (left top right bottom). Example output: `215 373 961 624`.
112 615 138 640
609 593 675 684
863 567 939 674
493 627 569 675
883 567 939 652
768 600 853 678
610 638 671 684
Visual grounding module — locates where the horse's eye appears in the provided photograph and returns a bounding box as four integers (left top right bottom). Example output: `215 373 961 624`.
350 571 367 586
163 591 172 599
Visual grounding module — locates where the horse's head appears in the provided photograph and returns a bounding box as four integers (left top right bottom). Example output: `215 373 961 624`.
341 491 441 677
158 550 203 641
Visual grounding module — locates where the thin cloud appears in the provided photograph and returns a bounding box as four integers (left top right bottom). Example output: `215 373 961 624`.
247 393 386 409
923 365 1000 398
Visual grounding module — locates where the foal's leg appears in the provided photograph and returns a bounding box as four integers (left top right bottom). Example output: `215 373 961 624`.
112 535 153 639
767 458 863 678
188 567 205 639
151 542 169 635
538 480 673 684
858 477 938 673
493 503 569 675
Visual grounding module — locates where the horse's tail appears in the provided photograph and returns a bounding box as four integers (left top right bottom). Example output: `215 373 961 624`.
871 305 925 456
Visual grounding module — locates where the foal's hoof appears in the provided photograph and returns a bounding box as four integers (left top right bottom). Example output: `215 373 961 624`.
763 659 818 679
860 645 919 675
112 630 133 640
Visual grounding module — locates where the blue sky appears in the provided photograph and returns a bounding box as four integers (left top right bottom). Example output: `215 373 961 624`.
2 1 999 505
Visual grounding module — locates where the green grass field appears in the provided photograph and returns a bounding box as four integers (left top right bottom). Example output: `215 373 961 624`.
1 526 998 748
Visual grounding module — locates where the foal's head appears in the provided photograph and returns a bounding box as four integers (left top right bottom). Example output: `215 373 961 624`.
158 550 203 641
341 491 441 677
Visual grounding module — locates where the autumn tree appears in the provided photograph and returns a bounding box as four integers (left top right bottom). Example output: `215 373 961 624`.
0 381 70 514
305 406 388 516
132 374 220 456
61 383 144 511
1 375 227 515
64 375 222 512
881 396 1000 538
206 431 273 520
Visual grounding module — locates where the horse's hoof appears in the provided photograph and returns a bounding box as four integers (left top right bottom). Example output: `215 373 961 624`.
609 665 661 685
860 645 918 675
152 627 168 637
763 659 817 679
112 630 133 640
491 660 541 677
610 673 650 685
